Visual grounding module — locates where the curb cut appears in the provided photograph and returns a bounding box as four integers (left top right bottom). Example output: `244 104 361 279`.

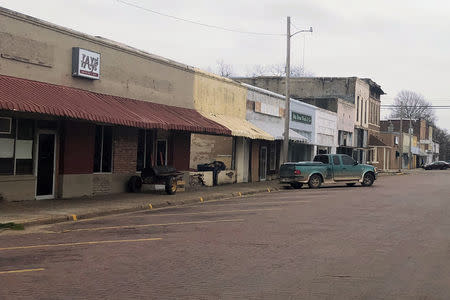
17 186 281 228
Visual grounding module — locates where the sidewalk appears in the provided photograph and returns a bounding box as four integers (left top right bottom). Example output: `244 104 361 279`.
0 180 282 227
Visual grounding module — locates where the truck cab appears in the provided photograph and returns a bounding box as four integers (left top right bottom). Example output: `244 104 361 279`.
280 154 377 189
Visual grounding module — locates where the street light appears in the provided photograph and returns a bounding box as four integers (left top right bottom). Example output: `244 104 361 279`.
282 16 313 163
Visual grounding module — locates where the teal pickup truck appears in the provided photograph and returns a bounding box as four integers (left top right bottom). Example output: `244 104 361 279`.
280 154 377 189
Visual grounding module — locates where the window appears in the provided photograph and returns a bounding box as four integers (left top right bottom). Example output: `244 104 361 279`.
313 155 329 164
93 126 113 173
364 101 367 124
156 139 167 166
333 156 341 165
394 136 399 145
269 143 276 171
0 117 12 134
342 155 355 165
137 130 154 171
361 100 364 124
0 118 34 175
356 97 359 121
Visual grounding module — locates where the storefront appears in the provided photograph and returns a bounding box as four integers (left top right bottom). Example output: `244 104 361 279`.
289 99 316 161
314 107 338 156
0 75 230 201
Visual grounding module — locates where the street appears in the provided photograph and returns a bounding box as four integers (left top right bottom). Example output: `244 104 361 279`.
1 171 450 299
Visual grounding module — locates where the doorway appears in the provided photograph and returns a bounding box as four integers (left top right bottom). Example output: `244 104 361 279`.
259 146 267 181
35 131 56 200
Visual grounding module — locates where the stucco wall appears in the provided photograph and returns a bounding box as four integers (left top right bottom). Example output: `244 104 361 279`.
337 99 355 133
246 87 285 139
235 77 358 104
193 71 247 118
0 8 195 108
189 134 233 170
315 108 338 148
355 79 370 129
0 175 35 201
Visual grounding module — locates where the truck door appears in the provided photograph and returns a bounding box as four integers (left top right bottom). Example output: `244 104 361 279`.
340 155 360 180
332 155 346 181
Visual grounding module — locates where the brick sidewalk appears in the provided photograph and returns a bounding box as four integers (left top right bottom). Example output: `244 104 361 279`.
0 180 282 226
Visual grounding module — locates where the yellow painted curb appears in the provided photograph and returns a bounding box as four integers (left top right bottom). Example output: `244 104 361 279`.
71 214 77 221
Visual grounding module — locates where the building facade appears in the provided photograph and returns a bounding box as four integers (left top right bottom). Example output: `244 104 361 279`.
0 7 234 201
234 76 384 164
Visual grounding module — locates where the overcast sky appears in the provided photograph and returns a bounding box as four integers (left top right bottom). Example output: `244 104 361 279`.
1 0 450 130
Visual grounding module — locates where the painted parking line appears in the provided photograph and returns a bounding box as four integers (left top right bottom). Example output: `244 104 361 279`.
0 268 45 275
143 207 283 218
0 238 162 251
187 199 311 209
57 218 245 233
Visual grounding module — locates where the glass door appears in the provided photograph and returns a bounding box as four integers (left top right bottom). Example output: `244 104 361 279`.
35 131 56 200
259 146 267 181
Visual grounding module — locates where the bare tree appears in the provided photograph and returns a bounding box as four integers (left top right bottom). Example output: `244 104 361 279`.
245 63 313 77
390 90 436 123
214 59 234 77
434 127 450 160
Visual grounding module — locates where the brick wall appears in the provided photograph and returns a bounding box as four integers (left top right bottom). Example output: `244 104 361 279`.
113 127 138 174
93 174 112 195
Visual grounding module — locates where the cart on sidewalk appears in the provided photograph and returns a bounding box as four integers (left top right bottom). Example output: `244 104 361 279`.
128 166 184 195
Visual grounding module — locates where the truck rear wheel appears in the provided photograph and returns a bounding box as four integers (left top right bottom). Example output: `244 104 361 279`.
308 174 322 189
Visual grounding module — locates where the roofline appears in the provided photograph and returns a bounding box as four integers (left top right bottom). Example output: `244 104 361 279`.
241 83 285 100
234 76 360 80
362 78 386 95
0 6 197 73
241 83 325 110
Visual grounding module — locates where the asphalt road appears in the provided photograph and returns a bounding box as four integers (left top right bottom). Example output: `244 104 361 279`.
1 170 450 299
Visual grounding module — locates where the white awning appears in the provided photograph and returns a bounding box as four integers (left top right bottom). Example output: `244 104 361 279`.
201 113 274 140
248 119 309 143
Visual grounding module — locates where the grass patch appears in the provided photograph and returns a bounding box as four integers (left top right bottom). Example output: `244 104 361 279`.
0 222 25 230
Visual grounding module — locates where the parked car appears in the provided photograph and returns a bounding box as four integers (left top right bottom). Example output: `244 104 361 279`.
422 161 450 170
280 154 378 189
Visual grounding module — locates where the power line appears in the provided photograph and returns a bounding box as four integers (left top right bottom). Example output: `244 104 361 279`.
381 105 450 108
115 0 285 36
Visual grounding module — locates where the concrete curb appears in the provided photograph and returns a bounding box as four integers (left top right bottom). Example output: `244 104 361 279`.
16 186 281 228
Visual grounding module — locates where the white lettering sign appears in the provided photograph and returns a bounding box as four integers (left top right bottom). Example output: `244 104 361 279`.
72 48 101 80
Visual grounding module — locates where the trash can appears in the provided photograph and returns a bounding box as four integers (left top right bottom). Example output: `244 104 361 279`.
197 161 226 186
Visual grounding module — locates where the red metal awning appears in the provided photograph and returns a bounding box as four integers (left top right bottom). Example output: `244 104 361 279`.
0 75 230 135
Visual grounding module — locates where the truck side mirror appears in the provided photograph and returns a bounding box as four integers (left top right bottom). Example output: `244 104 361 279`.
353 161 358 166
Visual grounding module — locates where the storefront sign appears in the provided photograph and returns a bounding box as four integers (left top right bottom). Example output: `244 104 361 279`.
255 102 280 117
72 47 101 80
291 112 312 124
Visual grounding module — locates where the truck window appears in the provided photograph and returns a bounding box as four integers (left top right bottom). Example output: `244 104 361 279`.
333 156 340 165
342 155 355 165
313 155 329 164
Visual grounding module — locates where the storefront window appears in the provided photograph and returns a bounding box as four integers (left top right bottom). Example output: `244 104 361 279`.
269 143 276 171
137 130 154 171
0 118 34 175
156 139 167 166
93 126 112 173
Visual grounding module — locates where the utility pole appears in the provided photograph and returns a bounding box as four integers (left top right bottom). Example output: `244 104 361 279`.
282 16 291 164
282 17 313 163
399 102 403 171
